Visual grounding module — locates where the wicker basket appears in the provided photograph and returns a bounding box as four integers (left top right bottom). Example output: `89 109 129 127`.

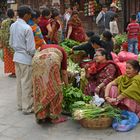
79 117 112 129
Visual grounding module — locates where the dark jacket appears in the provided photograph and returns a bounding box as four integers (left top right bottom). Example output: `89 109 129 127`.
73 42 95 59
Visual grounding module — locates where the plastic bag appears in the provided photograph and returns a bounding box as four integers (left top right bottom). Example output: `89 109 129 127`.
116 62 126 75
111 52 120 63
118 51 138 62
112 110 139 132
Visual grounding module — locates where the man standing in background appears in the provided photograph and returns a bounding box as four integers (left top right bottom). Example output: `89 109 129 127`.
96 5 107 35
105 2 118 31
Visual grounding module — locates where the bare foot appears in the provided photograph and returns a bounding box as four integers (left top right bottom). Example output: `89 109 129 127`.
51 116 67 124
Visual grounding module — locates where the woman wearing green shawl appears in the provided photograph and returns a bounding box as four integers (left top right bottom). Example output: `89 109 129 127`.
105 60 140 118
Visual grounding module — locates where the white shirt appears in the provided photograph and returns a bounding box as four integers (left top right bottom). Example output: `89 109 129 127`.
9 18 35 65
109 20 119 35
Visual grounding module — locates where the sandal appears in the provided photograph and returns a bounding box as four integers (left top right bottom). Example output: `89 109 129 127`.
51 116 67 124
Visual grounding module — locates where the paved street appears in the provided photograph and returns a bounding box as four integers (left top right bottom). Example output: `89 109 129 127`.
0 60 140 140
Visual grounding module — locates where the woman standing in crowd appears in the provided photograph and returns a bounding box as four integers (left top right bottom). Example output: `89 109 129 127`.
50 9 61 44
105 60 140 118
28 10 46 49
32 44 68 124
1 9 15 77
38 8 53 44
84 48 121 97
66 11 88 42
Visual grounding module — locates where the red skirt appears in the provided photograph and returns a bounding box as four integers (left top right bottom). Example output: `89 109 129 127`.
3 47 15 74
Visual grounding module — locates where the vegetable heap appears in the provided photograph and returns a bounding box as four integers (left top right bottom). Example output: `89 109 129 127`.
114 33 127 46
67 59 81 74
72 102 121 121
62 85 92 113
60 39 80 55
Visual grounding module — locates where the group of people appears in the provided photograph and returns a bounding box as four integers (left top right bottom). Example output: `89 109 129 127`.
0 3 140 126
96 2 119 36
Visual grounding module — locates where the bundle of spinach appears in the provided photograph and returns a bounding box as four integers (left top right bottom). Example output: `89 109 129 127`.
60 39 80 48
62 85 92 113
114 33 127 46
60 43 72 55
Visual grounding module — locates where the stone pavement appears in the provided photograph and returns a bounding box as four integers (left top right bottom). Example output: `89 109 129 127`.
0 60 140 140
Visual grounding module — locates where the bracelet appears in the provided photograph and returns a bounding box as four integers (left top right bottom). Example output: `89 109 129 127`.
97 85 101 89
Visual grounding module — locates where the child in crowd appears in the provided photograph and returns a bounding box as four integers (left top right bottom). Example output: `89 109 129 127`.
127 14 140 54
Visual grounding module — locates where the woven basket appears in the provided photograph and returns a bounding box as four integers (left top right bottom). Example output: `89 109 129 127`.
79 117 112 129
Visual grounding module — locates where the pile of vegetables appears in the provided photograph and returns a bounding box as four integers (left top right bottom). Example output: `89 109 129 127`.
72 102 121 121
62 85 92 113
67 59 81 74
114 33 127 46
60 39 80 55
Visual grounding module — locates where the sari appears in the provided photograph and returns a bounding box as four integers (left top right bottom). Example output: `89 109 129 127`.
1 18 15 74
84 61 121 97
109 75 140 118
67 19 86 43
32 45 64 120
38 17 51 44
50 19 60 44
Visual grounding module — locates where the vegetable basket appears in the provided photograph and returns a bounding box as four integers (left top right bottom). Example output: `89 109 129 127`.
79 116 112 129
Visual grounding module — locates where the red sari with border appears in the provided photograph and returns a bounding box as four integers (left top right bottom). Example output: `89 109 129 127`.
32 44 67 120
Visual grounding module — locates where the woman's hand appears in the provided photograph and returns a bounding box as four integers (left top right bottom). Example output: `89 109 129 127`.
105 97 119 105
94 86 100 94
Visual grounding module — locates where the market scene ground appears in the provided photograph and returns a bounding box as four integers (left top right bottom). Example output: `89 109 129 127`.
0 60 140 140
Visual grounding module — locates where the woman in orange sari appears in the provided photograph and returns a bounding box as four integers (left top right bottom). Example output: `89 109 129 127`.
66 11 88 42
1 9 15 77
32 44 68 124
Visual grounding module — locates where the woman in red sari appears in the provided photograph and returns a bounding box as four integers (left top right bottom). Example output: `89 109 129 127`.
84 48 121 97
32 44 68 124
38 8 53 44
66 11 88 42
50 9 60 44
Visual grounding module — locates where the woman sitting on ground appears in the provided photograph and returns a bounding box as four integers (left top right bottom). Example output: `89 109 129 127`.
84 48 121 97
105 60 140 118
